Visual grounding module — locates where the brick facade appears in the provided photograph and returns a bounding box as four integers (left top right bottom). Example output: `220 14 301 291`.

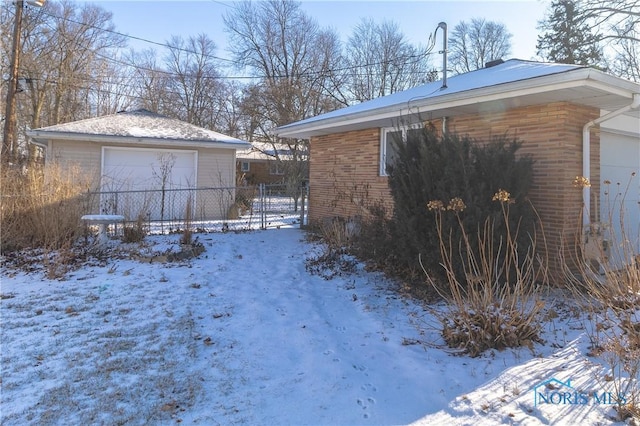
236 159 285 185
308 101 601 284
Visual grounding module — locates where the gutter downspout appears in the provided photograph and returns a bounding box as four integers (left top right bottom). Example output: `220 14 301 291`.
582 92 640 227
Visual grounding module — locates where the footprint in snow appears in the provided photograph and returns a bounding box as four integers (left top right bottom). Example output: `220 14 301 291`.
361 383 377 392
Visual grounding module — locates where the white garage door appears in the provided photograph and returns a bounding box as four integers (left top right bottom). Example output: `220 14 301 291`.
101 147 197 220
600 131 640 260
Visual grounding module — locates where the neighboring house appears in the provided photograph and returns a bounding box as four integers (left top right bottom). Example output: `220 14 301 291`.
236 141 306 185
28 109 251 220
276 59 640 282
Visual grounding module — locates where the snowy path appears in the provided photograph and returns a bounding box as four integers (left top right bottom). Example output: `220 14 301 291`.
0 229 624 425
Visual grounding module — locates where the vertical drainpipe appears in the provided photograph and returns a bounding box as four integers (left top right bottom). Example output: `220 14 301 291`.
438 22 447 90
582 93 640 227
438 22 448 134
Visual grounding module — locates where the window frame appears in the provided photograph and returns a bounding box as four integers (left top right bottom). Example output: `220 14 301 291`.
240 161 250 172
379 126 423 176
269 161 285 175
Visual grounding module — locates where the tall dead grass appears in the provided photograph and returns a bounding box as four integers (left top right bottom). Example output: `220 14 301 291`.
422 191 548 357
1 163 94 252
563 175 640 421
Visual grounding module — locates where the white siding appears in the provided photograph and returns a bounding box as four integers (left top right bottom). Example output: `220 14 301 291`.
600 116 640 260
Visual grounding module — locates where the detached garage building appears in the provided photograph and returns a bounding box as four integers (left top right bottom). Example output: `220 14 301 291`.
28 109 250 220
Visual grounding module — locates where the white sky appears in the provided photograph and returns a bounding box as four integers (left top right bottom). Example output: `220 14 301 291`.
94 0 551 68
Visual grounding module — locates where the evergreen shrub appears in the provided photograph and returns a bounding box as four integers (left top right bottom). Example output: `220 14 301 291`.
385 125 536 288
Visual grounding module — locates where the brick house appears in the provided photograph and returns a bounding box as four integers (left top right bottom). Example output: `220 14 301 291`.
236 141 309 185
236 142 289 185
276 59 640 282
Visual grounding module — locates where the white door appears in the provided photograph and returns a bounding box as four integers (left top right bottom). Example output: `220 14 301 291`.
600 130 640 261
101 147 197 220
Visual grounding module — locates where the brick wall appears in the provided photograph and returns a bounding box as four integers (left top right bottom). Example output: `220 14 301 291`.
308 101 601 284
310 128 391 221
236 160 285 185
448 102 601 281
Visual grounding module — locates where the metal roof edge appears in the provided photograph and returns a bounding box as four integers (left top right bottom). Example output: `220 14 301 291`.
275 67 640 139
26 131 251 150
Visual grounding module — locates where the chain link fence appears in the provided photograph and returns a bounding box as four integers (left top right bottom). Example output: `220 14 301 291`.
89 183 307 232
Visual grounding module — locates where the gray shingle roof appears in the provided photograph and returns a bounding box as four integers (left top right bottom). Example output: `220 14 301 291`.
30 109 249 147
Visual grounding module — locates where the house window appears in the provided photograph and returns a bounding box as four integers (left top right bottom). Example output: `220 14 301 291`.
380 126 424 176
241 161 250 172
269 161 285 175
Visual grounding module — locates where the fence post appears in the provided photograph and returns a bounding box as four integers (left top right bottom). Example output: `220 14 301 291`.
299 181 306 229
259 183 265 230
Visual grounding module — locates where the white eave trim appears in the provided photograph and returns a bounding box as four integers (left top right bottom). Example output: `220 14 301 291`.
26 131 251 150
276 68 640 138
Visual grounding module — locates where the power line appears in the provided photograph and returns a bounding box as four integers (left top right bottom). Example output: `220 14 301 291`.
28 3 437 81
37 7 242 66
8 1 442 111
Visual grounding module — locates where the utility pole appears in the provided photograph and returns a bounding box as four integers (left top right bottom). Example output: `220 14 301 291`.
2 1 25 164
2 0 46 164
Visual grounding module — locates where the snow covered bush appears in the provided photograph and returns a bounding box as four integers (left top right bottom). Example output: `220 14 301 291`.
423 191 547 357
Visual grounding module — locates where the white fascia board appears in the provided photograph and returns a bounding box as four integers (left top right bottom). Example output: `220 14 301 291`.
26 131 251 150
277 68 640 139
28 138 48 149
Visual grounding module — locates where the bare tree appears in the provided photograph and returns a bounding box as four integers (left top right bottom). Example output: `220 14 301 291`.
1 0 126 162
84 54 136 117
578 0 639 44
448 18 512 74
575 0 640 81
341 18 434 103
224 0 342 127
31 1 126 124
216 80 248 139
609 22 640 81
224 0 342 198
126 47 171 113
163 34 226 128
127 35 235 132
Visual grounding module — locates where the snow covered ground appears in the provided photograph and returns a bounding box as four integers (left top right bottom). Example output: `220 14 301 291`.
0 228 632 425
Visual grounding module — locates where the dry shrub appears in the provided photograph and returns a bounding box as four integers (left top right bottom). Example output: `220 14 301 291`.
1 163 93 252
180 195 193 246
423 192 547 357
122 214 147 243
563 175 640 421
235 185 256 215
351 201 395 270
318 216 359 249
305 217 358 279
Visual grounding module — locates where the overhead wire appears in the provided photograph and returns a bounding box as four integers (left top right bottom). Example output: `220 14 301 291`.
9 1 442 110
36 6 242 66
21 4 437 82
